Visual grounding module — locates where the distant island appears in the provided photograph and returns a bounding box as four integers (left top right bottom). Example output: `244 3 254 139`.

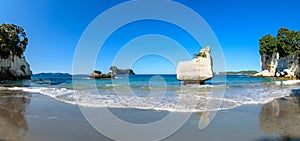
33 72 72 77
219 70 258 75
109 66 135 75
33 73 72 77
89 66 135 79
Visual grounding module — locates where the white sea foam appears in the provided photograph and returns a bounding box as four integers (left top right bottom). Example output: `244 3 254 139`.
275 80 300 85
0 84 297 113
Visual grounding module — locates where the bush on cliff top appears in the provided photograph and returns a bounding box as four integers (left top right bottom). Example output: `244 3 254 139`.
0 23 28 59
259 28 300 57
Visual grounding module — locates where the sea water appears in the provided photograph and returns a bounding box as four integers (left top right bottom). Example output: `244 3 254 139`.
0 74 299 113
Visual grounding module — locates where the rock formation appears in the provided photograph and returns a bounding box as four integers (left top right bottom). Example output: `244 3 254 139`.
176 46 214 84
89 70 115 79
253 53 300 78
254 28 300 79
0 55 32 80
0 23 32 80
109 66 135 75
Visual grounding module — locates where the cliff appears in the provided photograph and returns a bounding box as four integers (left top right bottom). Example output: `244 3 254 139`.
254 53 300 78
254 28 300 79
0 23 32 80
0 55 32 80
176 46 214 84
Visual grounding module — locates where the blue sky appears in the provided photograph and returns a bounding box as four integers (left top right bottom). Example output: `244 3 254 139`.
1 0 299 74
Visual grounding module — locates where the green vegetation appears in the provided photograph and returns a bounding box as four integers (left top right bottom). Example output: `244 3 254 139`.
259 28 300 57
93 70 102 74
193 52 206 58
109 66 135 75
265 63 271 70
0 23 28 59
219 70 258 75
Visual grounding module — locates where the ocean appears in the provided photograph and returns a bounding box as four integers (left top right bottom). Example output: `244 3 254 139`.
1 74 299 112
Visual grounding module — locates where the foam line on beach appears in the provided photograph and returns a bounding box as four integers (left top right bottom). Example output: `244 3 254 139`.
275 80 300 85
0 85 297 113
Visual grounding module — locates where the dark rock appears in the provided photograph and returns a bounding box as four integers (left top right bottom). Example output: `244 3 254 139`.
0 56 32 80
89 70 115 79
109 66 135 75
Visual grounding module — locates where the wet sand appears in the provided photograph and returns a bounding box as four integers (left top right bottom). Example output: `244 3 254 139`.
1 90 300 141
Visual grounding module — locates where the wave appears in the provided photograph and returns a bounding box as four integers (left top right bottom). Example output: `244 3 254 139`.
1 84 297 112
275 80 300 85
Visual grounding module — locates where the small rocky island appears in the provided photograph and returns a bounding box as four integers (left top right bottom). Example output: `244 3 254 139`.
89 70 115 79
253 28 300 79
176 46 214 84
0 23 32 80
89 66 135 79
109 66 135 75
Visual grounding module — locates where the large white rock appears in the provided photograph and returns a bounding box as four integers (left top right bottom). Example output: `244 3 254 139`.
176 46 213 84
0 55 32 80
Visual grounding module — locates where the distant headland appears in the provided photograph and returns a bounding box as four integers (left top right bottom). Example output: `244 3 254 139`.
219 70 258 75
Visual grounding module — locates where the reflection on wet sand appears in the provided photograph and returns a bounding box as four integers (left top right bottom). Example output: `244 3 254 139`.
196 111 214 129
179 85 222 129
259 92 300 140
0 90 30 141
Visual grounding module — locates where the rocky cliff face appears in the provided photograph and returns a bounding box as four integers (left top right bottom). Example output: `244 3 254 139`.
0 55 32 80
176 46 213 84
254 53 300 78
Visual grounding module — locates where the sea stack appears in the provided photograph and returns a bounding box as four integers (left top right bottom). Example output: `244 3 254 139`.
0 23 32 80
176 46 214 84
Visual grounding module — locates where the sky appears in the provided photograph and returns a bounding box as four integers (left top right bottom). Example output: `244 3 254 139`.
0 0 299 74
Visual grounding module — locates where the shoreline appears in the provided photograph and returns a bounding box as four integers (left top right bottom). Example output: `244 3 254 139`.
0 90 299 140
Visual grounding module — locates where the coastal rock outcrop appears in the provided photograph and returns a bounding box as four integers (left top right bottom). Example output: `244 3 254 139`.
0 23 32 80
0 55 32 80
253 53 300 78
89 70 114 79
254 28 300 79
109 66 135 75
176 46 214 84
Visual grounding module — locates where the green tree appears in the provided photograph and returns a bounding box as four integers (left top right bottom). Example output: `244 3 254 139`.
277 28 291 57
259 28 300 57
93 70 102 74
193 52 207 58
259 34 276 55
0 23 28 59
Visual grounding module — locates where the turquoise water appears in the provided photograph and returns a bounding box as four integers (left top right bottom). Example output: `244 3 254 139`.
0 74 299 112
